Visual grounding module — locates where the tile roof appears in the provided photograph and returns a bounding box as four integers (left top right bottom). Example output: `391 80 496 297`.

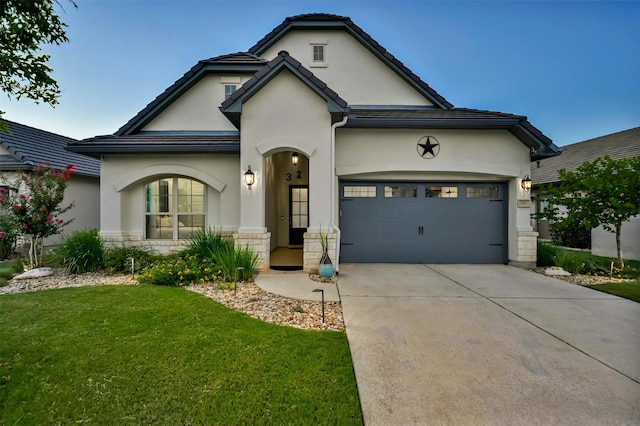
116 53 267 136
0 120 99 177
248 13 453 109
67 133 240 157
220 51 349 127
531 127 640 185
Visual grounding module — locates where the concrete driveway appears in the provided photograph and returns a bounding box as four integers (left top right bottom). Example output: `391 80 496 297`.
338 264 640 425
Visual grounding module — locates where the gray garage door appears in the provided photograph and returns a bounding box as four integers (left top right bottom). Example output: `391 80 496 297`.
340 182 507 263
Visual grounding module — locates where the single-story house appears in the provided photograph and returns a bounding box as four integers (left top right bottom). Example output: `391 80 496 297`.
68 13 558 272
0 120 100 246
531 127 640 261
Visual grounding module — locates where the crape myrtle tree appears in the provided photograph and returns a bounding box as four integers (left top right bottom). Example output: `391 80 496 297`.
0 0 76 129
535 155 640 268
0 163 76 267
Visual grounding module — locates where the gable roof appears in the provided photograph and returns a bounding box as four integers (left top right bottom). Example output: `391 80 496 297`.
532 127 640 185
248 13 453 110
0 120 99 177
116 53 267 136
220 51 349 127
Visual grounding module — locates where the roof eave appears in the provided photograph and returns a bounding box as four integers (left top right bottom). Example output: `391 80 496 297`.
116 63 265 136
345 117 558 160
66 145 240 157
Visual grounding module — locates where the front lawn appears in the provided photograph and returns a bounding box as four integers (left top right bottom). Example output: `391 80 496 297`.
586 281 640 303
0 285 362 425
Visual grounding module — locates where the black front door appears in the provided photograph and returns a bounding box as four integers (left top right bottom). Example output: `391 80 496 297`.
289 185 308 246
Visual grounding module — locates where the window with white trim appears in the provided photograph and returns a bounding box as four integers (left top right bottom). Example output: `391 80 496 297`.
224 84 237 100
145 177 205 240
309 39 327 67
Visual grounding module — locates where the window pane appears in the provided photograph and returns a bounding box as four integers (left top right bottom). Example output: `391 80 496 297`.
426 186 458 198
343 186 376 198
146 215 173 239
384 186 417 198
466 186 499 198
313 45 324 61
178 215 204 239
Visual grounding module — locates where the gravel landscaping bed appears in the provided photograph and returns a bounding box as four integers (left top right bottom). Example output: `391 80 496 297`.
530 267 635 285
0 269 344 332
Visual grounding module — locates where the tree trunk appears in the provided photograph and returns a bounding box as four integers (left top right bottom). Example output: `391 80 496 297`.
616 223 624 269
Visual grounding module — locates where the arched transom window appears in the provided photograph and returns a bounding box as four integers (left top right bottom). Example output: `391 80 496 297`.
145 177 205 239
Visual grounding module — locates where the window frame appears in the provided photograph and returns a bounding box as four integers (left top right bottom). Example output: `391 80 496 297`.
144 177 206 240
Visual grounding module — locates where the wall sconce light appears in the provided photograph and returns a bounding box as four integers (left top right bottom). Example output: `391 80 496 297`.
291 152 299 166
521 174 532 192
244 166 255 190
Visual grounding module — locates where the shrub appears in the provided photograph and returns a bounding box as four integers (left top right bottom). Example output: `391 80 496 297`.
137 255 221 287
104 245 159 274
550 219 591 249
182 228 233 259
537 241 557 267
55 229 105 274
0 215 18 260
214 244 259 282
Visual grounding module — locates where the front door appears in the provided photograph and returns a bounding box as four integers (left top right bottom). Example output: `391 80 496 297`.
289 185 308 246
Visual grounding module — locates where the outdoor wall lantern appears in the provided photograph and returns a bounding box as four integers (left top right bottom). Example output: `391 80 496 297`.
521 174 532 192
244 166 255 190
291 152 299 166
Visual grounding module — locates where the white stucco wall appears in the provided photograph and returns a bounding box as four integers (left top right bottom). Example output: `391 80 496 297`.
141 75 251 132
0 171 100 246
99 153 240 240
239 69 332 234
592 217 640 261
261 30 433 106
335 128 534 262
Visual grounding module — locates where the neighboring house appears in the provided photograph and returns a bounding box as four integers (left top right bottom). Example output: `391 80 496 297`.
68 13 558 272
0 120 100 246
531 127 640 261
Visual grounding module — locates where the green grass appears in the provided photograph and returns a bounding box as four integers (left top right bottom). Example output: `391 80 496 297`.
586 281 640 303
0 285 362 425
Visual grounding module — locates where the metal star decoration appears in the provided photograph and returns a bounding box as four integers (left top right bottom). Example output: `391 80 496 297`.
417 136 440 159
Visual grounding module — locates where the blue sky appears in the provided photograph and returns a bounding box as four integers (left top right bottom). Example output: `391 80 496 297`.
3 0 639 146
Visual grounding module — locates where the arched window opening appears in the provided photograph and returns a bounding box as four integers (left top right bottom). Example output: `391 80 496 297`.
145 177 205 239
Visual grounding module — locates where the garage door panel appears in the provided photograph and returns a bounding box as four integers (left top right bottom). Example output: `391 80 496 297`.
340 182 506 263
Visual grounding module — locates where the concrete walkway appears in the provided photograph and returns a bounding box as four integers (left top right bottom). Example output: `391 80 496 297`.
338 264 640 425
255 270 340 302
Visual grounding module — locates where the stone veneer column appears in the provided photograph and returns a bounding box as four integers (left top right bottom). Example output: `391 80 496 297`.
233 232 271 272
303 231 337 274
513 230 538 268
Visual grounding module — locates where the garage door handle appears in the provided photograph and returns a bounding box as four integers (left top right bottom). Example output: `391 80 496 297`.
489 243 503 246
418 226 424 235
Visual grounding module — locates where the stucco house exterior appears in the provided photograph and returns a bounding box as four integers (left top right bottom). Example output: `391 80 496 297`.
0 120 100 246
68 13 558 272
532 127 640 261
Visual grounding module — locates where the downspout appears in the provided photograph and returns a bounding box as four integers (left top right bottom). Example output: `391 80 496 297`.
331 115 349 273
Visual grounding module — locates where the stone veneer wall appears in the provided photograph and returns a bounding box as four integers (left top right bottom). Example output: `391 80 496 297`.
233 232 271 272
100 231 236 256
303 232 337 274
511 230 538 268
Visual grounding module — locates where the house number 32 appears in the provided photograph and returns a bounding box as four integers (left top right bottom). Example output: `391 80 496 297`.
285 171 302 181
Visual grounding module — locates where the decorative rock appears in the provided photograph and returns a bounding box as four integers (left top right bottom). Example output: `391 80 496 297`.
544 267 572 276
13 267 54 280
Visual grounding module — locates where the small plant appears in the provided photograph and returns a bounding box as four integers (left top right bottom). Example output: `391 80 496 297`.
104 245 159 274
54 229 105 274
293 304 305 313
537 241 557 267
182 228 232 259
213 244 259 282
137 255 221 287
